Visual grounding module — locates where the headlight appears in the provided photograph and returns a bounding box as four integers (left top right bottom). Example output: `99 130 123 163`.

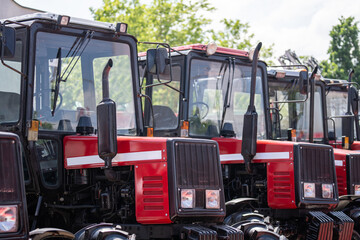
355 185 360 195
322 184 334 198
0 205 18 233
181 189 195 208
205 190 220 209
304 182 315 198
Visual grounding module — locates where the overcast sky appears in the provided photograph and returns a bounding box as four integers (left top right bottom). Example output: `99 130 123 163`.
16 0 360 62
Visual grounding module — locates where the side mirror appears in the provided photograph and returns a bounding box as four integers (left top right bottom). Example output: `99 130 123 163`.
298 70 308 95
146 48 168 74
0 25 16 58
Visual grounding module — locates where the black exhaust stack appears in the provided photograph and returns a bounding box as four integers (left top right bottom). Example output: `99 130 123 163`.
241 42 262 173
97 59 117 168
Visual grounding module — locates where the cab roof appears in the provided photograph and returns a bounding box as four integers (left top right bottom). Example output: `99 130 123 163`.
2 12 118 32
172 44 249 57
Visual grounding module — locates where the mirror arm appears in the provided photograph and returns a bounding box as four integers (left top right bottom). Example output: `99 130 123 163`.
327 117 337 144
138 93 156 130
0 22 26 78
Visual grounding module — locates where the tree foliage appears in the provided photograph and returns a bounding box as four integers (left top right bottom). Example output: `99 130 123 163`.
209 19 274 61
90 0 273 58
320 16 360 82
91 0 215 52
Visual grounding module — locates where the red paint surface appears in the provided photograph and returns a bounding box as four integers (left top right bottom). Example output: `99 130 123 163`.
135 162 171 224
213 138 297 209
63 135 167 169
334 149 350 196
63 135 170 224
351 141 360 150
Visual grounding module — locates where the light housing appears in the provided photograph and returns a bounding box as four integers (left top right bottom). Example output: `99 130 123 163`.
57 15 70 26
303 182 316 198
0 205 18 233
181 189 195 209
206 42 217 56
205 190 220 209
355 185 360 195
180 120 189 137
275 71 286 79
116 22 128 33
322 184 334 198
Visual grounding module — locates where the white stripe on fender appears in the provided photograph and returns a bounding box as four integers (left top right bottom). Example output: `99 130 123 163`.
220 152 290 161
66 150 162 166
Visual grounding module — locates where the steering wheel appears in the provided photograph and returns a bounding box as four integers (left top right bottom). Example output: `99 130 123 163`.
192 101 209 119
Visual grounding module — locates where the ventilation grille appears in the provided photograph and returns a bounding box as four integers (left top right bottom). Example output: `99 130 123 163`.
0 138 20 202
347 154 360 194
273 171 292 199
174 142 220 188
299 145 335 182
142 175 164 211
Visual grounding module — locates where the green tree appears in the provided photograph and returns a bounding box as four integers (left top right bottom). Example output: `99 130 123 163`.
91 0 215 52
91 0 273 58
320 16 360 82
209 19 274 62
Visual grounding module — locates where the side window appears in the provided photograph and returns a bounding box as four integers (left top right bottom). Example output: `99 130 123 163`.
0 41 22 124
152 81 180 130
148 65 181 130
35 139 59 187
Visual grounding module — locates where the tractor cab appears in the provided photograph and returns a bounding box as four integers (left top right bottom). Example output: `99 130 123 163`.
0 13 237 239
268 68 360 233
139 43 351 239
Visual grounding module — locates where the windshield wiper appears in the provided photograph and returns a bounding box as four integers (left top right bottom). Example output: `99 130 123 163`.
52 47 62 116
220 58 235 131
51 30 94 115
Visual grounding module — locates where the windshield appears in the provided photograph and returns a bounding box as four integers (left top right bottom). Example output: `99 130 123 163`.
0 41 22 124
269 81 324 141
33 32 136 135
188 59 266 139
326 89 349 141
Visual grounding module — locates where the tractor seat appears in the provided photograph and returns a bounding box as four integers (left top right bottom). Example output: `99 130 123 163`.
153 105 178 129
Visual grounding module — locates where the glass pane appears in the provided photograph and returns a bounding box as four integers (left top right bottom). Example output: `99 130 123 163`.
188 59 265 139
269 82 324 141
149 66 181 130
33 32 136 135
35 139 59 187
0 41 22 124
326 90 348 141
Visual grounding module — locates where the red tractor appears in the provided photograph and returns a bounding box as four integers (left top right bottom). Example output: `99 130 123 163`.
0 14 241 239
139 43 353 239
267 67 360 236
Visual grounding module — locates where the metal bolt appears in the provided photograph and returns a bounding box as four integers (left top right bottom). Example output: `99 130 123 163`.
221 208 223 211
163 157 165 160
176 143 178 146
163 149 165 152
292 200 294 203
164 164 166 167
135 165 138 168
165 213 168 216
179 209 182 212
